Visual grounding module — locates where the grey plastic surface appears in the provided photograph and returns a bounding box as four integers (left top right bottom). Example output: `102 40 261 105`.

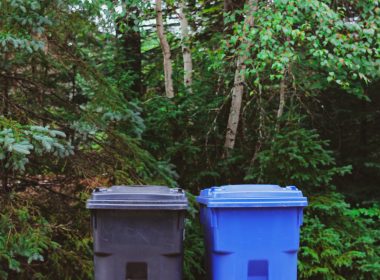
87 185 188 210
87 185 188 280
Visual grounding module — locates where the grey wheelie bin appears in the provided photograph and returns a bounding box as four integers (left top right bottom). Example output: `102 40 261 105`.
86 185 188 280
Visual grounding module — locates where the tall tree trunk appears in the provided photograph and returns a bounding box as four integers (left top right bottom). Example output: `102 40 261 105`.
155 0 174 98
250 78 264 166
360 98 368 157
116 2 142 97
276 72 286 132
179 1 193 93
224 0 257 150
1 52 10 192
2 77 9 118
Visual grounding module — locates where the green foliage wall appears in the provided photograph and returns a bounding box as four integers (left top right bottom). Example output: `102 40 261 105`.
0 0 379 279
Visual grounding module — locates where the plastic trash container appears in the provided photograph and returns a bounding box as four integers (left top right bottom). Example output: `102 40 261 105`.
197 184 307 280
87 185 188 280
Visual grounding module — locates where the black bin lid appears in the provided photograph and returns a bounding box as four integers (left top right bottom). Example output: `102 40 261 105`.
86 185 188 210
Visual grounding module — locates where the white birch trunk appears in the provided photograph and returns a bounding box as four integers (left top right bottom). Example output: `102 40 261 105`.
155 0 174 98
224 0 257 150
179 1 193 93
275 66 289 132
277 76 286 120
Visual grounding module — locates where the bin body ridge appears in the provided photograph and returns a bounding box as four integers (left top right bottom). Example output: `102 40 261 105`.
197 184 307 280
87 185 188 280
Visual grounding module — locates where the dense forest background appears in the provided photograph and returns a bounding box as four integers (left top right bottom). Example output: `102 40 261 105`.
0 0 379 279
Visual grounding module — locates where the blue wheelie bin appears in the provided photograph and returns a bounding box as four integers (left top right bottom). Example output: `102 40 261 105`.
197 184 307 280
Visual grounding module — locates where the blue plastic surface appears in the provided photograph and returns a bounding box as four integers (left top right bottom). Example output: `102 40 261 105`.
197 184 307 207
197 184 307 280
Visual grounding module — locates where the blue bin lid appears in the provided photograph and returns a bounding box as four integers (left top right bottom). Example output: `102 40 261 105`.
196 184 307 208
